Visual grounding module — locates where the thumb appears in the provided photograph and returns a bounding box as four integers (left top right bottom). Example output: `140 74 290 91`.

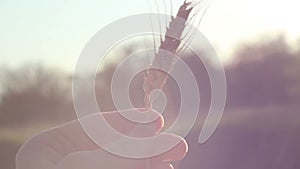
77 108 164 147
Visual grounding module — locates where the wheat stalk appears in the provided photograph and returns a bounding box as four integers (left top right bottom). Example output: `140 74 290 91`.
143 0 195 108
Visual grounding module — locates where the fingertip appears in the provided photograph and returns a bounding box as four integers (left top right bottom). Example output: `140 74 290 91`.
137 108 165 133
150 162 174 169
161 163 174 169
165 163 174 169
154 135 188 162
169 163 175 169
155 112 165 132
163 137 188 162
175 138 188 160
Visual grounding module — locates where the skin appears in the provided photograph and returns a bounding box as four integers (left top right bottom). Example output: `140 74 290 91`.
16 109 188 169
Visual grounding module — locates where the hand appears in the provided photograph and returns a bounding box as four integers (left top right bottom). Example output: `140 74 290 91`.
16 109 188 169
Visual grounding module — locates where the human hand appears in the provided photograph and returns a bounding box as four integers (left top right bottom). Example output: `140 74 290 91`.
16 109 188 169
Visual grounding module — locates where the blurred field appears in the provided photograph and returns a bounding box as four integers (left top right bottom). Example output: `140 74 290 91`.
1 35 300 169
0 122 65 169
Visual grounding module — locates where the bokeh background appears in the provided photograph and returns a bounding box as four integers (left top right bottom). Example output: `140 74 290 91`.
1 0 300 169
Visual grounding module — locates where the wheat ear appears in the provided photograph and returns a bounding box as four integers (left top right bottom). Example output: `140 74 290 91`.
143 1 194 108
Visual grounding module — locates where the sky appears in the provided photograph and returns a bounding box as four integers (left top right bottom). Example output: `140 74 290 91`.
0 0 300 73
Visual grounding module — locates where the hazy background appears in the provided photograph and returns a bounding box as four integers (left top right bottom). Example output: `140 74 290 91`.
1 0 300 169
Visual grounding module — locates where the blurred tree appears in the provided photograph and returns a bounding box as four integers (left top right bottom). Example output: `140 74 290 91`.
0 64 74 126
226 35 300 109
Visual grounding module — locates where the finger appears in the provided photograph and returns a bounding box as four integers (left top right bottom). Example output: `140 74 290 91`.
45 108 164 152
56 149 145 169
102 108 164 137
152 134 188 162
